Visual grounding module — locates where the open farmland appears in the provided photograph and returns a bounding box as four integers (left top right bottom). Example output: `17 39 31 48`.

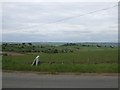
2 42 118 73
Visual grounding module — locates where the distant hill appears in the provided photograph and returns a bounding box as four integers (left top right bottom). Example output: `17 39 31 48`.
2 42 118 47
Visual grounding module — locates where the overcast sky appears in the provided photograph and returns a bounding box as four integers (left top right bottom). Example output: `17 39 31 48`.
2 2 118 42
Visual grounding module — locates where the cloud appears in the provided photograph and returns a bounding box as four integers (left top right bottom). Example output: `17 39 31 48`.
2 2 118 42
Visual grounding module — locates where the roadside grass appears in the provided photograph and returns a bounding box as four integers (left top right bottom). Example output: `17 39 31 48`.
2 48 118 73
2 63 118 73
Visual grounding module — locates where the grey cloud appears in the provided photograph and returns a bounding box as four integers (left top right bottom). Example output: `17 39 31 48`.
2 2 118 42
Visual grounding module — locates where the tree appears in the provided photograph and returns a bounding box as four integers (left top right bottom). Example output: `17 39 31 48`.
97 45 101 47
28 43 32 46
54 49 58 53
22 43 25 45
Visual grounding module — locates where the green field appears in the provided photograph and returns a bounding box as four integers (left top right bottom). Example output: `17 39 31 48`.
2 43 119 73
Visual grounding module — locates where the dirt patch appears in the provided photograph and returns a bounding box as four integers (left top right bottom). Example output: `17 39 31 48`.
2 70 118 76
2 52 24 56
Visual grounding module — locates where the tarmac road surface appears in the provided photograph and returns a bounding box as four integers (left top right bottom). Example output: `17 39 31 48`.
2 72 118 88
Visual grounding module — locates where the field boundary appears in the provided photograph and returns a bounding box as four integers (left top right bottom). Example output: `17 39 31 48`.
2 70 118 76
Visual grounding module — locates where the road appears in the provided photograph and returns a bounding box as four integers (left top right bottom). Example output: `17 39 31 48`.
2 72 118 88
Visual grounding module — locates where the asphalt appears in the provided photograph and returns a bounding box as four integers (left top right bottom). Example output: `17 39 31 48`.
2 72 118 88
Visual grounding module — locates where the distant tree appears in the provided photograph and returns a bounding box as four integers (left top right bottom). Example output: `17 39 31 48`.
32 46 35 49
110 46 114 48
3 53 7 56
34 50 37 52
21 46 24 48
82 44 86 47
62 43 77 46
37 50 40 52
3 43 8 46
41 46 44 48
2 47 5 50
22 43 25 45
97 45 101 47
22 50 25 53
28 43 32 46
54 49 58 53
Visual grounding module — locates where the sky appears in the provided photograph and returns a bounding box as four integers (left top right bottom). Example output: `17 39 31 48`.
2 2 118 42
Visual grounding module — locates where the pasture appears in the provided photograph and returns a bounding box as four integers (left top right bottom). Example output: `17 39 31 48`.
2 43 119 73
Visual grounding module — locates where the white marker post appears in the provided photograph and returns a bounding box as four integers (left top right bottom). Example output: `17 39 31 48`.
32 55 40 66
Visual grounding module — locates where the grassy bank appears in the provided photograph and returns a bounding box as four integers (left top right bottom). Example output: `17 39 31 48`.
2 63 118 73
2 49 118 73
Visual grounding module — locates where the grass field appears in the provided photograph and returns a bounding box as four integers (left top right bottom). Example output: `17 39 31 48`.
2 43 118 73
